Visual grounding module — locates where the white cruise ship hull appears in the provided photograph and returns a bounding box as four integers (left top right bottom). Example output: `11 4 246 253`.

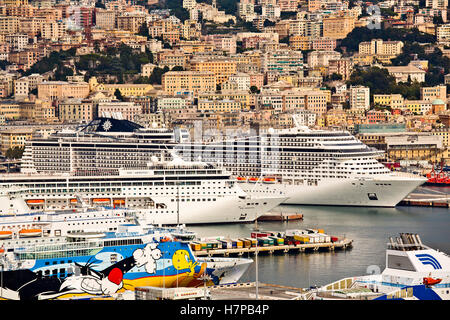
136 195 286 225
241 174 426 207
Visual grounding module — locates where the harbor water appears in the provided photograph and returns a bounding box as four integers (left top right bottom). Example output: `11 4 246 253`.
189 187 450 289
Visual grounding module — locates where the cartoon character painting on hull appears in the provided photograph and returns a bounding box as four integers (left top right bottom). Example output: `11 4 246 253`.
0 242 210 300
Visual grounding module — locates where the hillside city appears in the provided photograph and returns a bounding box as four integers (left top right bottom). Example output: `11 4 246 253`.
0 0 449 170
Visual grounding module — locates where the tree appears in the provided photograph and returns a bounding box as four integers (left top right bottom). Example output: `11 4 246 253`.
114 89 124 101
5 146 24 159
250 86 260 94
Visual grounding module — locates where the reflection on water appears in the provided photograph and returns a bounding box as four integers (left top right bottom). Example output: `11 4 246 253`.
190 204 450 289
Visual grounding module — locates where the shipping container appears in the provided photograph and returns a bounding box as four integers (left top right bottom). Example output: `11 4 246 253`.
190 242 202 251
317 233 331 242
294 234 310 243
251 232 272 238
258 237 270 246
240 238 251 248
269 236 284 245
220 240 232 249
245 238 257 247
233 239 243 248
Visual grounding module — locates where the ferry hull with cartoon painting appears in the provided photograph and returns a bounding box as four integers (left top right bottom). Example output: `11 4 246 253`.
0 225 252 300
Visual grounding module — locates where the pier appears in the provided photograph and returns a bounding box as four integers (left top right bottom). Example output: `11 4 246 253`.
399 191 449 208
192 238 353 257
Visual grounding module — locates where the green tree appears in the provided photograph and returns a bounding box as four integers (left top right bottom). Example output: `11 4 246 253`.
5 146 24 159
114 89 124 101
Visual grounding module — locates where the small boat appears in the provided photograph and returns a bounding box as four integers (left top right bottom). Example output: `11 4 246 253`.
92 198 111 203
25 199 45 204
263 177 276 184
236 177 247 182
423 277 442 286
18 228 42 238
248 177 259 183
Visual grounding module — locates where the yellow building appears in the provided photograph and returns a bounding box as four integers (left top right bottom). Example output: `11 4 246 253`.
0 128 33 156
161 71 216 95
289 35 310 51
404 100 432 115
373 94 404 108
358 39 404 64
197 92 252 109
189 58 237 85
89 77 154 97
322 14 355 40
198 99 242 112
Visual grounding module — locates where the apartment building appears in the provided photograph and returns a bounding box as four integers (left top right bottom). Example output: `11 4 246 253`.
95 9 116 30
37 81 90 101
322 15 355 40
350 85 370 110
189 58 237 85
161 71 216 95
58 98 96 123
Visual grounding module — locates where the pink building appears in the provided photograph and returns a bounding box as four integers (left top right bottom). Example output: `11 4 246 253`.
310 38 337 51
250 73 264 89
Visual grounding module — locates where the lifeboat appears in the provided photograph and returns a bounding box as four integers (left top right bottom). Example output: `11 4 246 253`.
236 177 247 183
19 228 42 238
263 177 276 184
70 198 77 203
113 199 126 205
26 199 45 204
92 198 111 203
423 277 442 286
248 177 259 183
0 230 12 239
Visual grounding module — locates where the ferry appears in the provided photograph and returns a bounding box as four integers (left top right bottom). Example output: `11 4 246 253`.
0 187 134 237
309 233 450 300
0 224 253 300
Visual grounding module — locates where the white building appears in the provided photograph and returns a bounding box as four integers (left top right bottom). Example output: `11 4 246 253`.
350 85 370 110
141 63 156 78
227 73 251 91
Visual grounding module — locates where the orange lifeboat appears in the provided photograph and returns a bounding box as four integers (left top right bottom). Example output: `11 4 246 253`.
70 198 77 203
263 177 276 184
248 177 259 183
423 277 442 286
19 228 42 238
26 199 45 204
113 199 126 205
0 230 12 239
92 198 111 203
236 177 247 182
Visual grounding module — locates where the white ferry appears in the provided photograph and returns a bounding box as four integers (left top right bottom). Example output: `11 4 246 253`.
309 233 450 300
0 224 252 300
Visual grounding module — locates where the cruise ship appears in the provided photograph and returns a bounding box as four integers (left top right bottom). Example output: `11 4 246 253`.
19 116 425 207
1 118 285 225
176 123 426 207
309 233 450 300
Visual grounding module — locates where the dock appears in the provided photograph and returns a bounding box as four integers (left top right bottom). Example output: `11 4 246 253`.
399 192 449 208
208 282 308 300
192 238 353 257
